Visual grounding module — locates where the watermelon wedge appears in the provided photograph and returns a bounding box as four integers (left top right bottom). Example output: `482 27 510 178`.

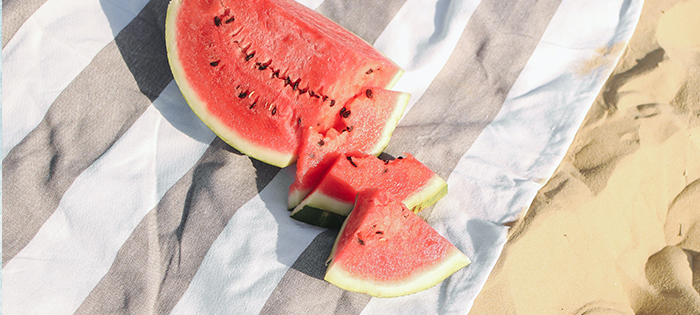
165 0 404 167
287 88 409 209
325 189 470 298
290 152 447 228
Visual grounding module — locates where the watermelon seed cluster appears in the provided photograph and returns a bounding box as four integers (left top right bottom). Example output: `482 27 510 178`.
208 10 349 119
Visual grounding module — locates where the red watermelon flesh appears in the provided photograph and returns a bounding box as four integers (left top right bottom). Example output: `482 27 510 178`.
290 152 447 228
165 0 404 167
325 189 470 297
287 88 409 208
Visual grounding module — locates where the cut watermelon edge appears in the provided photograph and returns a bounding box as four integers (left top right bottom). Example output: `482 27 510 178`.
325 246 470 298
367 92 410 156
403 174 448 213
286 91 409 209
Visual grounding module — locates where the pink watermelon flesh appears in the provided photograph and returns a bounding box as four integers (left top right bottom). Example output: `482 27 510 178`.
324 189 470 298
287 88 408 208
290 152 447 228
166 0 404 167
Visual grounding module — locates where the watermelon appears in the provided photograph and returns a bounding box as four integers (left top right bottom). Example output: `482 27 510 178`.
325 189 470 297
165 0 404 167
290 152 447 228
287 88 409 209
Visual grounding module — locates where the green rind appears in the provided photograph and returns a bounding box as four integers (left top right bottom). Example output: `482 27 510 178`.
325 247 470 298
288 205 346 229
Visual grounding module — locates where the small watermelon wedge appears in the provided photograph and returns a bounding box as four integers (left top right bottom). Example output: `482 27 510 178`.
290 152 447 228
165 0 404 167
288 88 409 209
325 189 470 298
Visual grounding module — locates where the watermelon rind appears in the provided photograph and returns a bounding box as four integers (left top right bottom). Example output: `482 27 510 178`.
165 0 297 167
290 173 447 228
403 175 448 213
286 206 345 229
325 247 470 298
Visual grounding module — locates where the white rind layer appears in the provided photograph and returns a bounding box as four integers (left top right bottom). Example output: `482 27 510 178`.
325 245 470 298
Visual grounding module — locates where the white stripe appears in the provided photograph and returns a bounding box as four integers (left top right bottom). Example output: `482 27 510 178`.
1 0 150 159
2 82 215 315
169 0 483 313
374 0 481 116
362 0 644 313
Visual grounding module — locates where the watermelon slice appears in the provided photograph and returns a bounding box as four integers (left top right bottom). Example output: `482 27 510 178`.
287 88 409 209
325 189 470 298
290 152 447 228
165 0 404 167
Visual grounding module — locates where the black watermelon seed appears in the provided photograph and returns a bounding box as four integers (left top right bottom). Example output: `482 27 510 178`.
383 168 388 173
397 156 403 160
329 100 336 107
366 69 373 74
214 16 222 26
257 63 268 70
375 231 384 235
318 139 325 146
383 159 390 164
271 107 277 115
340 110 351 118
249 102 256 109
245 53 255 61
346 156 357 167
366 89 373 98
299 88 307 95
210 60 220 67
225 17 235 24
272 70 280 78
308 91 316 97
292 80 299 91
297 118 301 125
322 95 329 101
345 125 353 132
285 77 291 86
238 92 247 98
357 238 365 245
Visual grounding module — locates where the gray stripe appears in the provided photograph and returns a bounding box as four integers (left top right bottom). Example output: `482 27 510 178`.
264 0 562 313
1 0 173 266
2 0 49 47
316 0 408 45
259 229 371 315
74 138 280 315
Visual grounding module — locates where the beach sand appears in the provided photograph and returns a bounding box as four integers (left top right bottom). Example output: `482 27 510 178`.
469 0 700 314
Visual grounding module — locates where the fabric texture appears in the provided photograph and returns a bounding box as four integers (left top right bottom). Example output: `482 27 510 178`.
2 0 643 314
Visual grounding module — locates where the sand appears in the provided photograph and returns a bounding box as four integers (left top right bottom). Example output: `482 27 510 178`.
469 0 700 314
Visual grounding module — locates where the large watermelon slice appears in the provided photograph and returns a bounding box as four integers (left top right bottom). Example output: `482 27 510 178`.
165 0 404 167
290 152 447 228
325 189 470 297
287 88 409 209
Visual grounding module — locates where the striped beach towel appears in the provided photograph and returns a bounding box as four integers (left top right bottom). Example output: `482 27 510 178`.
2 0 643 314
